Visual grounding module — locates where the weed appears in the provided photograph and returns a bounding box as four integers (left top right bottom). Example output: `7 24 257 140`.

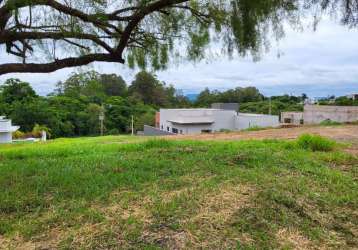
297 134 336 152
243 126 267 132
320 119 342 126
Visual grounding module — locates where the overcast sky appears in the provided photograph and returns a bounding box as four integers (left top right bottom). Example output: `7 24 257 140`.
0 18 357 97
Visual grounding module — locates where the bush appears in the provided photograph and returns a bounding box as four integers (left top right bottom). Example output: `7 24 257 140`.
243 126 272 132
348 120 358 125
296 134 336 152
12 130 25 139
320 119 342 126
107 128 119 135
219 129 232 133
32 124 52 138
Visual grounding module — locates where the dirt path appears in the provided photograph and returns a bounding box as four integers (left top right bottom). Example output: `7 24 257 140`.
167 125 358 142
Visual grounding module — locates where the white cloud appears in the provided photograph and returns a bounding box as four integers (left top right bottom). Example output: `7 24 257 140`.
0 19 357 97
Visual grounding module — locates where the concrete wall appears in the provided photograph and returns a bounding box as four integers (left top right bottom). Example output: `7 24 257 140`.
0 132 12 143
303 105 358 124
159 109 280 134
235 113 280 130
155 112 160 128
0 119 12 131
159 109 237 135
143 125 174 136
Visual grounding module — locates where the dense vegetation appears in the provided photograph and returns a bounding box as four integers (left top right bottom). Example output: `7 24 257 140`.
318 96 358 106
0 71 308 138
195 88 306 114
0 135 357 248
1 71 355 138
0 71 192 138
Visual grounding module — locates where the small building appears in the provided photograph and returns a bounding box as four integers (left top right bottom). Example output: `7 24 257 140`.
0 116 20 143
347 93 358 100
303 105 358 124
281 112 304 125
153 108 279 135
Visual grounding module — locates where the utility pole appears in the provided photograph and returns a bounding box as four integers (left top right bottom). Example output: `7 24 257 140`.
99 106 104 136
269 96 272 115
131 115 134 136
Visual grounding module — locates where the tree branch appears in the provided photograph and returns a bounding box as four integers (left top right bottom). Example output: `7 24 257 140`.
0 53 124 74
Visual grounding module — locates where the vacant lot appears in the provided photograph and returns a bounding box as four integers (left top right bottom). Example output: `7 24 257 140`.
175 125 358 142
0 129 357 249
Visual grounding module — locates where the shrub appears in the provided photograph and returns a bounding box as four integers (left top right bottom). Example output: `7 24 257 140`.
107 128 119 135
348 120 358 125
319 119 342 126
243 126 272 132
32 124 52 138
219 129 232 133
12 130 25 139
296 134 336 152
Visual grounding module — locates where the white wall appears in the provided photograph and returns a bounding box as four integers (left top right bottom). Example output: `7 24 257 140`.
235 113 280 130
0 120 12 131
159 109 237 135
304 105 358 124
0 132 12 143
159 109 280 135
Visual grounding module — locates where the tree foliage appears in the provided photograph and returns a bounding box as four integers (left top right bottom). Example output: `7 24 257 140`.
1 0 357 74
0 71 191 137
195 87 263 107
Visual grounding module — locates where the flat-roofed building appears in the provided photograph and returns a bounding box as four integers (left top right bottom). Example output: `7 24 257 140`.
155 108 279 135
0 116 19 143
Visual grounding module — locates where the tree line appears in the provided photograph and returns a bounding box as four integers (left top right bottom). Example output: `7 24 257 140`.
0 71 192 138
7 70 353 138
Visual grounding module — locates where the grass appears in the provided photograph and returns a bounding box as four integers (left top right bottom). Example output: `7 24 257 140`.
319 119 343 126
242 126 272 132
0 135 357 249
296 134 337 152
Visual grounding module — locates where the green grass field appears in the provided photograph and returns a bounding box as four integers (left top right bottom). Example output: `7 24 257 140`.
0 135 357 249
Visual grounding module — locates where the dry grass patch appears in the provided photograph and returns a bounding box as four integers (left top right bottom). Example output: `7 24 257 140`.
174 183 256 249
193 184 254 223
276 228 315 250
0 228 66 250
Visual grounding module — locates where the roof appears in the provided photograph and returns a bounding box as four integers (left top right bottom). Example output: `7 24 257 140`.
167 116 214 125
238 113 278 117
0 126 20 133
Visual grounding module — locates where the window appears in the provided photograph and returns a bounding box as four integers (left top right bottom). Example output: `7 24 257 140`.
179 130 183 134
284 118 292 124
172 128 178 134
201 130 212 134
167 126 170 131
161 125 163 130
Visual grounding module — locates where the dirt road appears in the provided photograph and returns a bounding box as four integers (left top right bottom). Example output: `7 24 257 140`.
169 125 358 142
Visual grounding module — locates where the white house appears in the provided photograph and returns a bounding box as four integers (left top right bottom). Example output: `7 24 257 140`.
156 108 279 135
0 116 19 143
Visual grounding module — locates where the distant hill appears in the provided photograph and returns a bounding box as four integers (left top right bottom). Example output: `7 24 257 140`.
185 93 198 102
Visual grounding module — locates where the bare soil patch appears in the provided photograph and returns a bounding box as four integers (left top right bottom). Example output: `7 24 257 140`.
167 125 358 144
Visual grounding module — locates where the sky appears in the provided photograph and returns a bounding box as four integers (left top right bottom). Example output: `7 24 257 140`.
0 18 357 97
